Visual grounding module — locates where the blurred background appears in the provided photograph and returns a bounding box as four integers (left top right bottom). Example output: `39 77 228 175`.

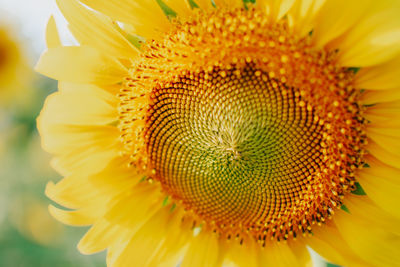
0 0 332 266
0 0 105 266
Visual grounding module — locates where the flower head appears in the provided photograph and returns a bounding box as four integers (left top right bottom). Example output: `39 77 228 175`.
37 0 400 266
0 21 30 106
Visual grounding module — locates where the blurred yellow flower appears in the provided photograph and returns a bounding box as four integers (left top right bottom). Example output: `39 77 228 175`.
0 21 30 107
36 0 400 266
10 196 64 246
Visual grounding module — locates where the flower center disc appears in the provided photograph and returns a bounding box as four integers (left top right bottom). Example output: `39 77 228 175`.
147 65 325 230
120 8 366 243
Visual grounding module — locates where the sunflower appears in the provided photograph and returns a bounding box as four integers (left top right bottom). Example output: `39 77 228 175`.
0 21 30 106
36 0 400 266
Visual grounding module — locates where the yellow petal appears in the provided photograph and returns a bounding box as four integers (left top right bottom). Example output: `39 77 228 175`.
147 207 191 266
366 139 400 169
106 224 138 266
103 183 164 230
367 133 400 158
113 205 182 267
45 174 108 210
224 239 259 267
257 0 296 20
35 46 127 84
40 125 121 177
78 0 171 40
213 0 244 8
38 82 118 128
50 143 120 177
312 0 373 48
287 0 325 37
56 0 138 59
289 242 313 267
78 219 132 254
334 210 400 267
46 16 61 48
194 0 214 10
47 157 142 224
48 204 104 226
163 0 192 18
368 101 400 114
365 98 400 122
364 111 400 125
360 88 400 105
343 194 400 234
336 1 400 67
272 0 296 20
306 236 347 266
355 55 400 90
363 153 400 182
107 240 130 267
181 229 220 267
364 100 400 124
307 222 368 267
39 120 119 152
87 157 142 196
357 156 400 218
37 82 121 175
367 121 400 137
260 241 311 267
